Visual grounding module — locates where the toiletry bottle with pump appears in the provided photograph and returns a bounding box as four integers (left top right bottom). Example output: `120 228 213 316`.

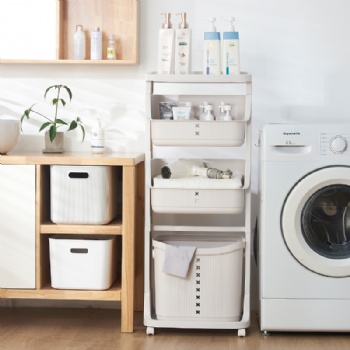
74 25 86 60
223 104 233 120
222 17 240 74
200 104 215 121
91 27 102 60
203 17 221 75
107 34 116 60
216 101 226 120
199 101 209 120
91 117 105 154
175 12 191 75
157 13 175 74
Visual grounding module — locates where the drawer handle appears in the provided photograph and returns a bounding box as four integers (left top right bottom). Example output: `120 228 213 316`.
68 172 89 179
70 248 88 254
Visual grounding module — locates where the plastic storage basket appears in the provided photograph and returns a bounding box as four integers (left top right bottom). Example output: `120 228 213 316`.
152 235 245 321
50 165 116 224
49 235 117 290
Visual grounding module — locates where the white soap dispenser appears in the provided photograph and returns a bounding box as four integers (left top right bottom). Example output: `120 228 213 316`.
91 116 105 154
201 104 215 121
216 101 226 120
73 25 86 60
175 12 191 75
223 104 233 120
222 17 240 75
157 13 175 74
203 17 221 75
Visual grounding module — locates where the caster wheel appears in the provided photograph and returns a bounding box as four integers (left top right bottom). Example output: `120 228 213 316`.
238 328 246 337
146 327 154 335
262 330 271 336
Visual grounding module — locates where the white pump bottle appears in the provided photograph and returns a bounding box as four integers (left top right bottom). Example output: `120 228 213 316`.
91 117 105 154
222 17 240 75
157 13 175 74
203 17 221 75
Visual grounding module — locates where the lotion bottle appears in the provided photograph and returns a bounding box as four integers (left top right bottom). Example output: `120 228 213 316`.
222 17 240 75
91 27 102 60
203 17 221 75
175 12 191 74
91 117 105 154
157 13 175 74
216 101 226 120
73 25 86 60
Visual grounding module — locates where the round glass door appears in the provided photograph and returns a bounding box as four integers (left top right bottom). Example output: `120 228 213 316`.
301 185 350 259
281 166 350 277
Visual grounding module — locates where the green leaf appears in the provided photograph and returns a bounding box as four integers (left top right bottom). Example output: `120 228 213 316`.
55 119 67 125
59 98 66 107
44 85 56 99
49 125 57 142
39 122 51 132
80 124 85 141
68 120 77 131
52 98 58 106
62 85 73 101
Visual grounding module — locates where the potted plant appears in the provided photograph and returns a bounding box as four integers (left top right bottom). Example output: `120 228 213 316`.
21 84 85 153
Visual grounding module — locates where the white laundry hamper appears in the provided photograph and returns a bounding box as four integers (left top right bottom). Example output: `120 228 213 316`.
152 235 245 321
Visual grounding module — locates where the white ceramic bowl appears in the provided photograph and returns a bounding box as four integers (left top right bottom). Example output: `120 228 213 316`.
0 119 20 154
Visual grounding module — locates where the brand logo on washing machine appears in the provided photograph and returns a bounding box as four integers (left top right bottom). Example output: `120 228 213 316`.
283 132 301 136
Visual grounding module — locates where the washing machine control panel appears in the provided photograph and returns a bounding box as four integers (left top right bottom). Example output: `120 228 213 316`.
321 134 349 154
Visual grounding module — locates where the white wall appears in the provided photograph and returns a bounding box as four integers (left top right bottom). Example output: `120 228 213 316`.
1 0 350 309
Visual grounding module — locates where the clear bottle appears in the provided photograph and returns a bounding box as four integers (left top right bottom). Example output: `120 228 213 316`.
91 27 102 60
199 101 209 120
73 25 86 60
223 104 233 120
107 34 116 60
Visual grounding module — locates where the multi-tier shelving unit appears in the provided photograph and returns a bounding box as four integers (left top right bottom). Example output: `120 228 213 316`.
144 73 252 336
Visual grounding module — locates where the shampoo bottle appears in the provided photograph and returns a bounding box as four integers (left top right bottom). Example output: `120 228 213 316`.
91 117 105 154
157 13 175 74
222 17 240 75
203 17 221 75
175 12 191 75
91 27 102 60
73 25 86 60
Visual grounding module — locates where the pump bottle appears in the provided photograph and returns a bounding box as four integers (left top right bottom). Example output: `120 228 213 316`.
73 25 86 60
175 12 191 74
200 104 215 121
157 13 175 74
203 17 221 75
222 17 240 75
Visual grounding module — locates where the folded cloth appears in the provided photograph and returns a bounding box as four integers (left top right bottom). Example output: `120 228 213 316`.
153 171 243 189
162 244 197 278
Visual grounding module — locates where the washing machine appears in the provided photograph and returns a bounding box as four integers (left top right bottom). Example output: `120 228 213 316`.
259 123 350 333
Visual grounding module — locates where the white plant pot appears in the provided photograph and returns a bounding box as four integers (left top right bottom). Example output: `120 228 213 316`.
43 131 64 153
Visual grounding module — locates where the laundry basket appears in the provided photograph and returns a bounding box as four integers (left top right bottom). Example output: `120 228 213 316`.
152 235 245 321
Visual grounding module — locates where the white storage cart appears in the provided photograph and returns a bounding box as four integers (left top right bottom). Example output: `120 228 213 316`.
144 73 252 336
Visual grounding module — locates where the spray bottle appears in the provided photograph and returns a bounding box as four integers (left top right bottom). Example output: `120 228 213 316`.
91 116 105 154
222 17 240 75
158 13 175 74
203 17 221 75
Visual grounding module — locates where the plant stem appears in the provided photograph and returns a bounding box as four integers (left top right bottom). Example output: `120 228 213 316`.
54 85 61 126
30 110 54 124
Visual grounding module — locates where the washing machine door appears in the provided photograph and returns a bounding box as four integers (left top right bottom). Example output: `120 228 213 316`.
282 166 350 277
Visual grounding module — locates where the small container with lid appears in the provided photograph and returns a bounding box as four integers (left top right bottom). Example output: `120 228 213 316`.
73 25 86 60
